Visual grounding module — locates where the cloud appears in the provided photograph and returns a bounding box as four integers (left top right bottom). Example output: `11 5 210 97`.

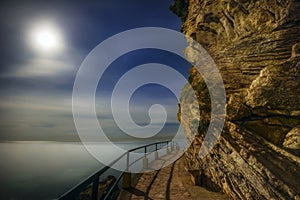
29 122 56 128
0 93 77 141
1 58 75 78
0 89 180 142
0 53 183 142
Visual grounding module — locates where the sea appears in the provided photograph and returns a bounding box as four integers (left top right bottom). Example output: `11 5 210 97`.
0 140 186 199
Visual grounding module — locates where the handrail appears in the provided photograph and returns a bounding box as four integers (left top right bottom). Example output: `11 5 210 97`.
57 140 174 200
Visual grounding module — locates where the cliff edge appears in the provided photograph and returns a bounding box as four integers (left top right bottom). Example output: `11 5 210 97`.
172 0 300 199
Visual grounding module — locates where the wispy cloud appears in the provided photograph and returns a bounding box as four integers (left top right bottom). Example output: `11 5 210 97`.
1 58 75 78
0 90 180 142
0 93 76 140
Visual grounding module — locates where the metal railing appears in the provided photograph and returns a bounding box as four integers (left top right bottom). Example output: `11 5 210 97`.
57 140 177 200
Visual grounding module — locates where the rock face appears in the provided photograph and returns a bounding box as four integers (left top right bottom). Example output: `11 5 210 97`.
283 125 300 155
172 0 300 199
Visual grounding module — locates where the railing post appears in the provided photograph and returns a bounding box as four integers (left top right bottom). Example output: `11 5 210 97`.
125 151 130 171
154 143 159 160
167 142 171 154
154 151 159 160
143 146 148 169
92 175 99 200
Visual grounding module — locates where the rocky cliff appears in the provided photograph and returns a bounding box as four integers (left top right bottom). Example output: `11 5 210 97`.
172 0 300 199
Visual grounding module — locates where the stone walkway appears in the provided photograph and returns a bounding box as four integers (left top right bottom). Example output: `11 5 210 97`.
119 150 230 200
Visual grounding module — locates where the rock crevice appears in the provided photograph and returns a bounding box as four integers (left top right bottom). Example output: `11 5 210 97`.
173 0 300 199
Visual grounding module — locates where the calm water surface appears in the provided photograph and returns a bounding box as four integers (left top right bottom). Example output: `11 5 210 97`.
0 141 157 199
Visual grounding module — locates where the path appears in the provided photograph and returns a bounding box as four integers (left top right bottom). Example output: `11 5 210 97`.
119 150 230 200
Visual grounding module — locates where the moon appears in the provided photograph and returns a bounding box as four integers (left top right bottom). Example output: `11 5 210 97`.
29 23 64 54
35 29 58 50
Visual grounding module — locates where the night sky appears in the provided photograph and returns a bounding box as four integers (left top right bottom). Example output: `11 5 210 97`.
0 0 191 142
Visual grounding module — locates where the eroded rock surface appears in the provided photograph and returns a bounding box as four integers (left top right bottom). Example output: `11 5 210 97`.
172 0 300 199
283 125 300 155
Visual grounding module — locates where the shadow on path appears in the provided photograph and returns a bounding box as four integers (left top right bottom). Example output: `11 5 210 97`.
127 156 178 199
145 168 161 199
165 161 176 200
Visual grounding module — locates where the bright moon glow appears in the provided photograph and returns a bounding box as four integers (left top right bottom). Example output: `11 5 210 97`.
36 29 57 50
29 23 64 54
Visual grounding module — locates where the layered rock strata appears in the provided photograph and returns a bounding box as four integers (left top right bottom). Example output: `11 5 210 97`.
172 0 300 199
